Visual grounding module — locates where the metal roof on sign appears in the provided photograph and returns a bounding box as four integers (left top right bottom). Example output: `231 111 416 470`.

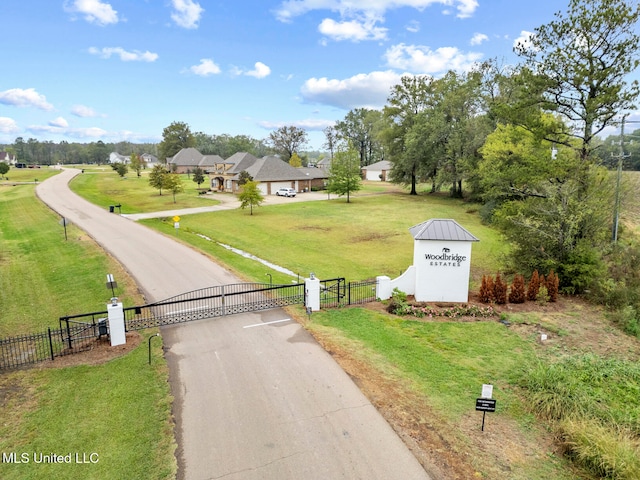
409 219 479 242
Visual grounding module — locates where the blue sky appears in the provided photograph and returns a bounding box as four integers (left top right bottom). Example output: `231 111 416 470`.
0 1 617 150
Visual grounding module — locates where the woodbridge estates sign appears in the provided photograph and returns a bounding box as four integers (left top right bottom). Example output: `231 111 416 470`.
425 248 468 267
410 219 479 302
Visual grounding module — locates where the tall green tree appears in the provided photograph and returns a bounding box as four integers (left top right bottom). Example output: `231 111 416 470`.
327 149 362 203
238 180 264 215
514 0 640 162
335 108 385 167
268 126 308 162
158 121 196 163
381 76 431 195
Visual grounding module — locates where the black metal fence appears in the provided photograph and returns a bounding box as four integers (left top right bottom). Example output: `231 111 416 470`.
1 278 378 371
0 322 106 370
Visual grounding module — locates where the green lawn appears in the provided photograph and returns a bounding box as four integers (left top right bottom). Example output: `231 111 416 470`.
69 166 219 214
7 165 639 479
0 174 176 480
141 189 504 285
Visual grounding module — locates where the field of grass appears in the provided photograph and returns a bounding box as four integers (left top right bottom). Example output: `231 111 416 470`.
140 189 505 285
0 173 176 480
69 165 220 214
6 165 640 479
0 182 141 336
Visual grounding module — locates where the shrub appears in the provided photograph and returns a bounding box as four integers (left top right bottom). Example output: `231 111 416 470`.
493 273 507 305
537 285 550 305
508 274 526 303
546 270 559 302
479 275 493 303
559 419 640 480
527 270 540 301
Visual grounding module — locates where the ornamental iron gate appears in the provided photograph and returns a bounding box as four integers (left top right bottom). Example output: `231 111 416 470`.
2 278 378 370
123 282 305 331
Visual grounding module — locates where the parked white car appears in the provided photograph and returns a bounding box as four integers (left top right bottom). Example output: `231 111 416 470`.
276 188 296 197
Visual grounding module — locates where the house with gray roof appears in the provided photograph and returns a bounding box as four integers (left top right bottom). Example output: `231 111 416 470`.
168 148 326 194
362 160 392 181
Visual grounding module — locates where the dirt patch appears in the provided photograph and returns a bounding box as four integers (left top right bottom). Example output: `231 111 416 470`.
35 331 143 369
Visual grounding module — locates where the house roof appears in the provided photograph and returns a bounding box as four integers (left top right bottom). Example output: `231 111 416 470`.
364 160 392 171
241 156 309 182
298 167 329 179
227 152 259 173
199 154 224 167
169 147 203 166
409 219 479 242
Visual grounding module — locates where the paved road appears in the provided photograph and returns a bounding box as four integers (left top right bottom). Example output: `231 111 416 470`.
36 168 431 480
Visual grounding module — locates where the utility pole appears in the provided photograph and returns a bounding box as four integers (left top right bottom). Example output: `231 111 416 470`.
610 116 640 242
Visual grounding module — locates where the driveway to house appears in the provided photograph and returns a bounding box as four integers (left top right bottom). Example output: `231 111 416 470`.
121 189 330 220
36 168 431 480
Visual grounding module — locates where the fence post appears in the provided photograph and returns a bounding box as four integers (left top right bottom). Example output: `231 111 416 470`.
305 276 321 311
65 319 73 350
48 327 54 361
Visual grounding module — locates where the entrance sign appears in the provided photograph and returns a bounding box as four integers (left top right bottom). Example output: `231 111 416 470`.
410 219 479 302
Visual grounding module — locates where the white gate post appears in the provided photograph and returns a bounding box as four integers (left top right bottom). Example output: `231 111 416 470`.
376 275 392 301
305 275 321 311
107 299 126 346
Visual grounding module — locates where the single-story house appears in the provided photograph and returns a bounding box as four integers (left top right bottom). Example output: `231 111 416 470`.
362 160 392 181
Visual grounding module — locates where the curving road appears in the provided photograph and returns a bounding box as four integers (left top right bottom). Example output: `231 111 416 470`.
36 168 430 480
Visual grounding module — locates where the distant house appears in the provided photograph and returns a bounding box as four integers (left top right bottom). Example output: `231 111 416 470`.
0 152 16 165
141 153 158 168
167 147 225 174
109 152 130 164
169 148 328 194
109 152 158 168
362 160 392 181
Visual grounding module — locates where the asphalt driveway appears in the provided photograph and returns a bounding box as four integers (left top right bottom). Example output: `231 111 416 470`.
36 168 431 480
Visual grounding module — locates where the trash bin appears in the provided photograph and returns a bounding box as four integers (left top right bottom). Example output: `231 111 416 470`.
109 205 114 213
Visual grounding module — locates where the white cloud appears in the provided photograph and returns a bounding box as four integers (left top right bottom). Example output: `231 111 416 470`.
301 70 404 110
171 0 204 29
88 47 158 62
0 117 19 134
245 62 272 79
64 0 119 26
71 105 101 118
28 124 109 139
275 0 479 22
318 18 387 42
0 88 54 111
384 43 483 74
189 59 221 76
49 117 69 128
406 20 420 33
514 30 535 52
470 32 488 46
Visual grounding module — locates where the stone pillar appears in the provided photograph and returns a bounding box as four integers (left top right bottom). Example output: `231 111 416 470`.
376 276 392 301
107 300 126 346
